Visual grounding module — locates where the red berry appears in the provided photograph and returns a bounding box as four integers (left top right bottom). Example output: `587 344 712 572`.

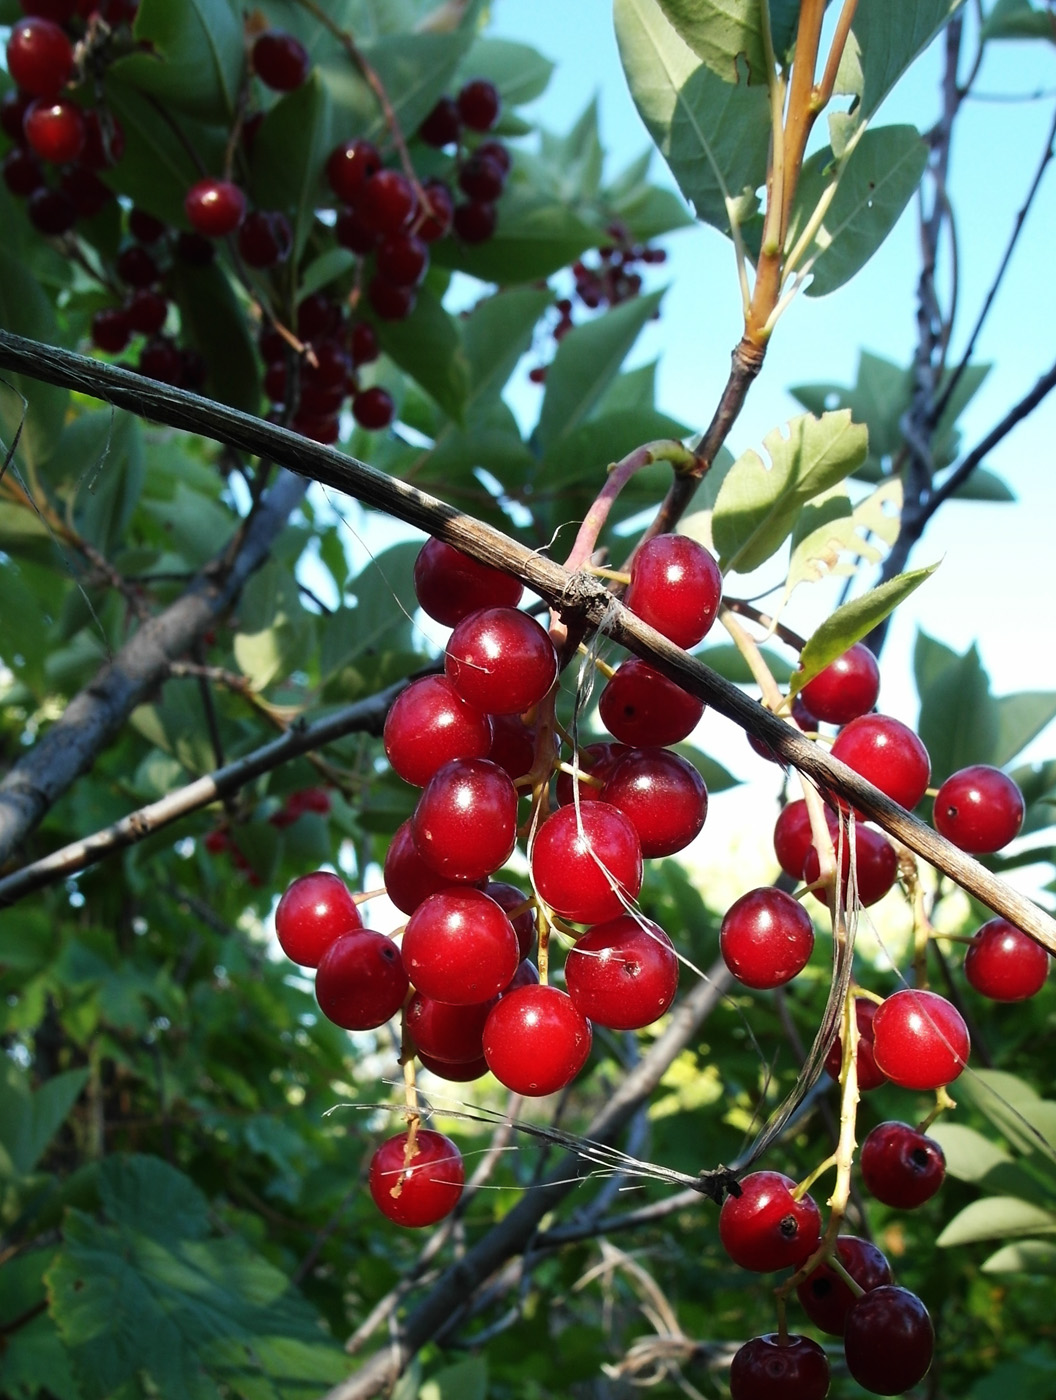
60 163 111 217
452 199 497 243
296 292 340 342
406 990 493 1064
184 177 245 237
531 801 643 925
624 534 723 650
275 870 362 967
115 243 159 288
843 1285 934 1395
964 916 1050 1001
802 822 899 908
444 607 558 716
124 288 168 336
402 887 519 1005
458 150 506 202
476 139 511 175
729 1333 830 1400
457 78 501 132
360 169 418 236
798 642 881 724
483 984 592 1096
829 714 931 812
772 799 815 881
369 1129 464 1227
416 1049 489 1082
91 306 131 354
870 988 970 1090
933 764 1025 853
19 1 78 21
348 320 379 367
486 713 536 782
27 184 75 233
384 675 493 787
555 741 628 808
7 18 73 99
383 818 467 916
600 747 708 857
128 206 166 243
335 205 377 254
137 336 183 384
351 385 395 431
2 146 44 198
413 538 523 626
237 209 292 268
417 178 454 242
796 1235 893 1337
367 275 416 321
1 89 34 142
418 95 461 147
376 231 429 287
718 1171 822 1272
252 29 311 91
314 928 408 1030
823 997 888 1091
720 887 815 989
23 97 85 164
79 107 124 169
860 1120 946 1209
326 138 381 205
564 915 679 1029
411 757 518 883
482 880 536 959
176 230 215 265
599 658 704 747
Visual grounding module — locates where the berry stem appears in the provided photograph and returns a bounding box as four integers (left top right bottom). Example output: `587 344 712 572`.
918 1084 956 1133
718 606 785 712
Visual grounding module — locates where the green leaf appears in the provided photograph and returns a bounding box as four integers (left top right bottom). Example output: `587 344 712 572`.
982 1240 1056 1273
462 287 553 405
249 74 334 263
456 37 555 105
957 1068 1056 1160
375 286 470 422
63 410 145 555
537 292 664 452
614 0 770 235
652 0 798 83
779 477 902 604
790 564 936 697
319 541 419 682
852 0 966 121
928 1121 1014 1183
693 643 794 685
47 1156 344 1400
946 465 1015 501
536 407 689 494
917 642 999 783
982 0 1056 41
430 180 600 282
671 742 741 792
0 1063 89 1176
993 692 1056 768
234 562 313 692
350 31 474 143
791 350 911 477
793 126 928 296
103 73 226 228
420 1356 488 1400
913 627 959 700
0 560 51 692
297 248 358 302
608 181 695 240
937 1195 1056 1248
141 483 235 566
113 0 243 123
712 410 869 573
0 246 69 470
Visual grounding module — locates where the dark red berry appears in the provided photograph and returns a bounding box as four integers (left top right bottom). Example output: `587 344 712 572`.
729 1333 830 1400
3 147 45 198
115 243 159 288
0 89 34 143
383 819 467 916
719 887 815 989
314 928 408 1030
129 206 167 243
413 538 523 626
843 1286 934 1395
624 534 723 649
458 150 505 202
417 178 454 242
175 230 215 265
482 881 536 959
275 870 363 967
796 1235 894 1337
27 184 76 233
184 177 245 237
335 205 377 254
60 162 110 216
78 107 124 169
486 714 536 782
933 764 1025 853
326 139 381 205
407 990 493 1064
376 231 429 287
564 914 679 1029
360 169 418 236
295 292 340 342
124 288 168 336
91 306 131 353
418 95 461 147
7 18 73 99
237 209 292 269
870 988 970 1090
600 747 708 857
964 916 1050 1001
718 1171 822 1273
369 1129 464 1227
457 78 501 132
530 801 643 925
798 642 881 724
20 0 78 19
367 275 416 321
823 997 887 1091
352 385 395 431
599 658 704 747
252 29 311 91
860 1120 946 1209
416 1049 490 1082
348 320 379 367
384 675 493 787
483 984 591 1096
137 336 183 384
453 199 497 243
802 822 899 908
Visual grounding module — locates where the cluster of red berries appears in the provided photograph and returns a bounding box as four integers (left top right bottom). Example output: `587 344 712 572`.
204 786 332 886
1 10 511 441
529 222 668 384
